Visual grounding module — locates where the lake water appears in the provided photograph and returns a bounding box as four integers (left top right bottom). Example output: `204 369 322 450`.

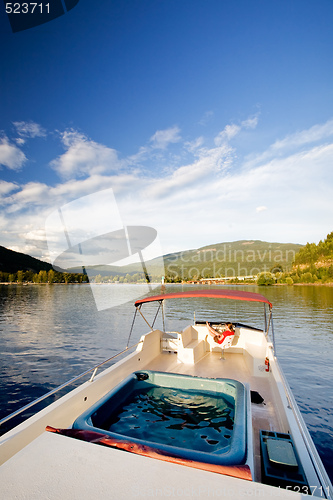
0 283 332 481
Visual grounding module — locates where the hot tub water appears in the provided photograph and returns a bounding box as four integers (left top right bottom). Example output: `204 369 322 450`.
104 386 234 452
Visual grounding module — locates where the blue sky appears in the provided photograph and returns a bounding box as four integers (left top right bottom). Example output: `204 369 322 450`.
1 0 333 262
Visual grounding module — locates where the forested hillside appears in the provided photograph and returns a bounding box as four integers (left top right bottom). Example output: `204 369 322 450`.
61 240 303 282
294 232 333 266
163 240 302 282
257 232 333 285
0 245 88 283
0 246 52 274
287 231 333 283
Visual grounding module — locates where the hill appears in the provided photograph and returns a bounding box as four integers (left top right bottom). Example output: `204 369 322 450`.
3 233 332 285
72 239 302 281
163 240 302 281
0 239 304 284
285 231 333 284
0 246 53 274
293 231 333 267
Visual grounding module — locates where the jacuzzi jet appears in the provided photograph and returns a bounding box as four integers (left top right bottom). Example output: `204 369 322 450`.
135 372 149 381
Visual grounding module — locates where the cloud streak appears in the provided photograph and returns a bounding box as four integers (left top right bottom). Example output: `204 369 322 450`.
13 121 47 141
244 118 333 169
149 125 181 149
50 130 122 179
0 137 27 170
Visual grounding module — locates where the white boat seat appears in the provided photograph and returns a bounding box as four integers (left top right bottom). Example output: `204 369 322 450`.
177 326 206 364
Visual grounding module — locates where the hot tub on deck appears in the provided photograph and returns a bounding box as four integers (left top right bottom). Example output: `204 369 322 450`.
73 371 248 466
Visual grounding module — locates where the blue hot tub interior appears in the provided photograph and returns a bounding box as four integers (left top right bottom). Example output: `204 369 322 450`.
73 371 248 465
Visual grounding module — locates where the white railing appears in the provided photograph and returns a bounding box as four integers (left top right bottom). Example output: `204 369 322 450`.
0 340 143 428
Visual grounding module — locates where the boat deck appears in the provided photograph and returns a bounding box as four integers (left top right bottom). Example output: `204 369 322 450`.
146 350 283 482
1 428 303 500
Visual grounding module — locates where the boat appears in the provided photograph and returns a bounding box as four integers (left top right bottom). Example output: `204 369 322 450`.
0 289 332 499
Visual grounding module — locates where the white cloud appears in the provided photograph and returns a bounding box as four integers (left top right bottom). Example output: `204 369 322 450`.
213 116 259 147
149 126 181 149
214 124 240 146
60 130 86 148
0 180 18 196
50 130 122 179
184 137 204 153
127 126 183 167
241 115 259 129
13 121 47 140
0 138 27 170
5 182 49 213
271 119 333 151
24 228 47 242
244 118 333 169
145 142 232 198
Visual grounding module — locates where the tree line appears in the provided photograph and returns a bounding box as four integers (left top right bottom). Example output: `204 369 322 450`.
0 269 89 284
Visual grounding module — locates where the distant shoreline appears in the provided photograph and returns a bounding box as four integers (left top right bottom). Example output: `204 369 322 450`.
1 281 333 287
0 282 89 285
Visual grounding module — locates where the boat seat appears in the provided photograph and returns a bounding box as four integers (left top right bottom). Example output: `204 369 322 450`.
177 326 206 364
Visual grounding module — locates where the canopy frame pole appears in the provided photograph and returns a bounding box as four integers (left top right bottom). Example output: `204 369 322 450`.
265 307 272 336
271 312 276 354
126 299 165 348
160 300 166 332
265 306 275 352
151 300 163 329
136 305 154 331
126 307 138 348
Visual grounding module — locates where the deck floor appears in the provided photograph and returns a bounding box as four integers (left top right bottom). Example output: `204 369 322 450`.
146 350 283 481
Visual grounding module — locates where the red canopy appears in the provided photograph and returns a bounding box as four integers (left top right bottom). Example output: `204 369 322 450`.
135 289 272 308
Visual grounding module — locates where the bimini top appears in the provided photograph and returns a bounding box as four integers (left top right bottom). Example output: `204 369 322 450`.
135 289 272 308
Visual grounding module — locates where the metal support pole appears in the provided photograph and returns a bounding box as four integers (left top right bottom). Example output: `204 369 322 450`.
161 300 165 332
126 307 138 348
136 305 154 331
271 313 276 354
151 301 162 329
